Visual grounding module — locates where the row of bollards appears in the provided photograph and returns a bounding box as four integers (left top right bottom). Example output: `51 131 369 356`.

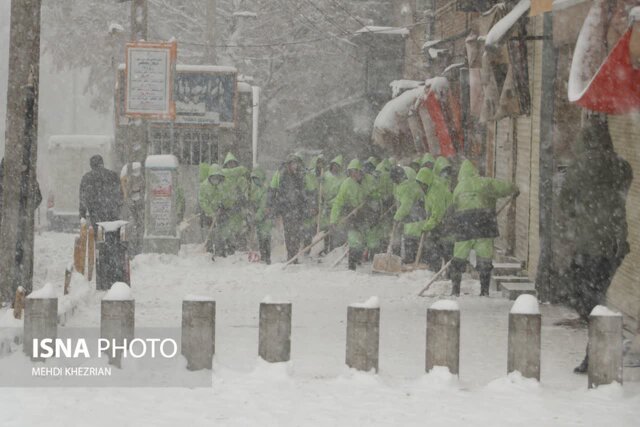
22 289 624 388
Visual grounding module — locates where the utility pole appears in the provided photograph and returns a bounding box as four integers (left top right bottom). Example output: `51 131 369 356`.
206 0 217 63
0 0 42 302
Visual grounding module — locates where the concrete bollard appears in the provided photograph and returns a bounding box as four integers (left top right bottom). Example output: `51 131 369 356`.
23 283 58 361
100 282 135 368
588 305 623 388
181 297 216 370
258 301 292 363
346 297 380 372
426 300 460 375
508 294 541 380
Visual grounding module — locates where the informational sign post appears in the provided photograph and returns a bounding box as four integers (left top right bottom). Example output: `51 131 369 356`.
143 155 180 255
125 41 177 120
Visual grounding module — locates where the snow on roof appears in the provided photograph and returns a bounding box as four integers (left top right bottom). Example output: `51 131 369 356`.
390 80 423 98
568 2 606 102
177 64 237 73
428 48 449 59
425 77 450 97
430 299 459 311
444 63 465 74
27 283 56 299
146 154 179 169
373 87 425 132
485 0 530 49
482 2 506 17
510 294 540 315
238 81 252 93
422 39 442 49
349 296 380 309
355 26 410 36
97 220 129 233
103 282 133 301
48 135 114 150
108 22 124 33
590 305 621 317
233 11 257 18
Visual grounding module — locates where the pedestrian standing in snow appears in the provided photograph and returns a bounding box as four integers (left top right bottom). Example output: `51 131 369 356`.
448 159 519 297
323 155 346 250
79 155 123 231
391 165 424 257
222 152 250 250
303 155 325 248
559 116 632 374
249 168 272 264
268 153 307 262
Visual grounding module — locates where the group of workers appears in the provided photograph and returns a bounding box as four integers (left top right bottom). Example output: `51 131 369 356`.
198 151 518 296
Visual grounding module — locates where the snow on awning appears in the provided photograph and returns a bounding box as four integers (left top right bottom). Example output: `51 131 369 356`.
373 87 424 133
390 80 424 98
355 26 410 36
485 0 531 50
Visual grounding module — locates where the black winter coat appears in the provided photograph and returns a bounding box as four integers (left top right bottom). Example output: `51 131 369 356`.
79 166 123 224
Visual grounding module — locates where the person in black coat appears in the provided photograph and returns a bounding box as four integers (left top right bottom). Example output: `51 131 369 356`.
79 155 123 229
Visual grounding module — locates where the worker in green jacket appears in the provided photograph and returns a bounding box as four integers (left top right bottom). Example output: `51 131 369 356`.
433 156 454 190
330 159 379 270
414 166 453 270
390 165 424 258
249 168 272 264
303 155 326 247
363 156 379 175
198 164 226 256
420 153 436 170
323 154 346 250
449 160 519 296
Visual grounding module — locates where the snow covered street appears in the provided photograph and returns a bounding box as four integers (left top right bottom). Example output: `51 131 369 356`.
0 231 638 426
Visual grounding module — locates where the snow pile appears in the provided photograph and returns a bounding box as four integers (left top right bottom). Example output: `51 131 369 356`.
373 86 424 132
355 26 409 36
184 294 215 302
97 220 128 233
27 282 56 299
425 76 450 98
485 0 531 49
631 6 640 23
103 282 133 301
430 299 459 311
590 305 621 317
510 294 539 315
568 2 606 102
390 79 423 98
262 295 290 304
145 154 179 169
349 296 379 309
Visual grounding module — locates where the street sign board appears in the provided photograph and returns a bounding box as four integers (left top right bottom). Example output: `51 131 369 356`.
125 41 177 120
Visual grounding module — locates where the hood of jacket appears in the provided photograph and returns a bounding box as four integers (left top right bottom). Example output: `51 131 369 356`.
416 167 435 186
208 163 224 178
223 152 239 167
420 153 435 168
457 159 478 181
433 156 452 176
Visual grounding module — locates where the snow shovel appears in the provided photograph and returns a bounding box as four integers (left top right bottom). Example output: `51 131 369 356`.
372 222 402 275
283 201 365 269
331 244 349 268
402 232 428 273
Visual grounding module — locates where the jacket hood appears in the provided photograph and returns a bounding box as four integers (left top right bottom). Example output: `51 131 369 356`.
376 158 391 173
223 152 238 167
208 163 224 177
403 166 416 181
90 154 104 170
308 155 325 170
420 153 435 168
457 159 478 181
415 167 435 186
330 155 344 168
251 168 266 181
346 159 362 171
433 157 452 176
286 152 304 164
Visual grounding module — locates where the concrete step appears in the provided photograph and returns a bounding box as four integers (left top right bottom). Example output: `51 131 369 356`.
492 262 524 276
501 282 537 300
492 275 531 291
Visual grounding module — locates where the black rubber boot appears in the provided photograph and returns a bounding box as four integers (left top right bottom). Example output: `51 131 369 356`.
259 237 271 265
449 258 466 296
477 260 493 296
574 355 588 374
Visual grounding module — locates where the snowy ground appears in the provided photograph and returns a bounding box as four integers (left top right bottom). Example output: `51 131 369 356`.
0 231 639 426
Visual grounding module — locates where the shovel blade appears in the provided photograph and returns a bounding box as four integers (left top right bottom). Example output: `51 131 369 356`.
372 253 403 274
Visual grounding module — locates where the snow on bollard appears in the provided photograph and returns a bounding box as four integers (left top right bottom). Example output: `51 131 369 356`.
588 305 623 388
100 282 135 368
508 294 541 380
181 296 216 370
258 298 292 363
23 283 58 361
426 299 460 375
346 297 380 373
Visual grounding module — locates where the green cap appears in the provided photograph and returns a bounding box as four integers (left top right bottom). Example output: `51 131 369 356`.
346 159 362 171
330 154 344 168
208 163 224 177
